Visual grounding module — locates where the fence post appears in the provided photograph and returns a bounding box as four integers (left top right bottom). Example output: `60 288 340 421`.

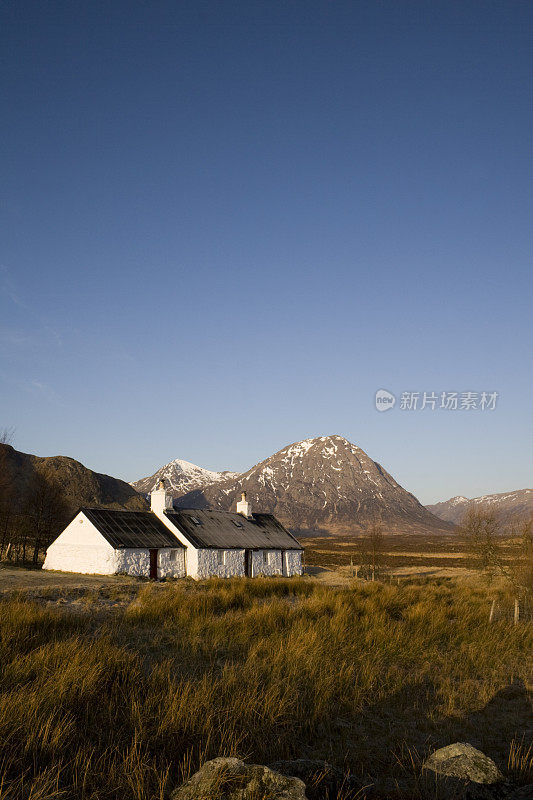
489 599 496 623
514 598 520 625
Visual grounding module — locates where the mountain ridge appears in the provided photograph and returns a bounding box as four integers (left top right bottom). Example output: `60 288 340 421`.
427 488 533 526
0 443 146 512
173 435 452 535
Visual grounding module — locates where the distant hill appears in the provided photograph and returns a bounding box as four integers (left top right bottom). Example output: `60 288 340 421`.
131 458 238 497
175 435 453 535
427 489 533 526
0 443 146 513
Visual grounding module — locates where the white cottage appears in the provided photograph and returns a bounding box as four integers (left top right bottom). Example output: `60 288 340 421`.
43 483 304 580
43 507 186 578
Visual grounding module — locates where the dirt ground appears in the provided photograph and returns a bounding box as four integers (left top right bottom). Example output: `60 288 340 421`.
0 565 145 592
0 561 476 595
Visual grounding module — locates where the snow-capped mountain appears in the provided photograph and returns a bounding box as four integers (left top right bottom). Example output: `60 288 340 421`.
175 435 452 535
131 459 239 497
427 489 533 525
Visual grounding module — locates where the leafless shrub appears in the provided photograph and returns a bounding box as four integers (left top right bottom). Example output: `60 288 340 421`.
460 508 533 599
357 521 385 580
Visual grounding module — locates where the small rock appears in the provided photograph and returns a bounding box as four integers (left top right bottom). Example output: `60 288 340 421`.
423 743 504 785
170 756 308 800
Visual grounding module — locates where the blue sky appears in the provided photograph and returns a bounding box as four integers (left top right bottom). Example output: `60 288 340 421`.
1 1 532 504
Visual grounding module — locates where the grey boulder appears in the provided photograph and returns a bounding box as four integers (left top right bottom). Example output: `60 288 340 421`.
422 743 506 800
424 743 504 784
170 757 308 800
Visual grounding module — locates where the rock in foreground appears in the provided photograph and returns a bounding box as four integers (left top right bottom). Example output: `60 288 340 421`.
423 743 504 784
422 743 508 800
170 757 308 800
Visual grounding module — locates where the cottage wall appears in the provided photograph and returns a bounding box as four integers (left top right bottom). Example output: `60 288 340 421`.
114 547 185 578
184 546 198 577
284 550 303 576
157 547 186 578
196 548 246 579
184 548 303 580
113 548 150 576
250 549 283 577
43 512 116 575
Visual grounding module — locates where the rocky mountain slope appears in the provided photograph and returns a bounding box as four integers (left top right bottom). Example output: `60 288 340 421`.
131 459 239 497
427 488 533 526
176 435 452 535
0 443 146 513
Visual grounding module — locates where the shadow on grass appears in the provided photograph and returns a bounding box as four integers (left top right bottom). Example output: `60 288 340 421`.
339 678 532 792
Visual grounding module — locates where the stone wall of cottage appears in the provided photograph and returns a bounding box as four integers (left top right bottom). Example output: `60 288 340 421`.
114 547 185 578
157 547 186 578
195 548 246 579
283 549 304 576
251 549 283 577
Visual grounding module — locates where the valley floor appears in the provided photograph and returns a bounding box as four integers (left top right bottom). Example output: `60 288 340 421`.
302 532 519 578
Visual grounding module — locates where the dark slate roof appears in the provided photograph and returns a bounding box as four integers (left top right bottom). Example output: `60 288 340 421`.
81 508 184 549
164 509 303 550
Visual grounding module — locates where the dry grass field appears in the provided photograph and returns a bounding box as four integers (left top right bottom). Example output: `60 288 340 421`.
302 532 525 581
0 570 531 800
303 533 470 570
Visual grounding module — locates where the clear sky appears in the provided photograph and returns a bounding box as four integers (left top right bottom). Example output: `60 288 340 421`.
1 1 532 504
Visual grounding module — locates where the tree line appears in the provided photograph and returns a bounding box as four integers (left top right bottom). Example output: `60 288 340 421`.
0 430 70 565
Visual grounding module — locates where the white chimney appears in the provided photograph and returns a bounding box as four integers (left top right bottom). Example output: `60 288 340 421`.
150 478 173 518
236 490 252 518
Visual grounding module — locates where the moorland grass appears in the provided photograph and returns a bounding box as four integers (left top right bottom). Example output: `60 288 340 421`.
0 578 531 799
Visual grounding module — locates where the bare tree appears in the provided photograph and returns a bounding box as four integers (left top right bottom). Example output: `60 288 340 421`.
460 508 532 600
506 515 533 599
0 438 16 559
358 522 385 580
0 427 15 445
460 508 501 580
24 472 69 564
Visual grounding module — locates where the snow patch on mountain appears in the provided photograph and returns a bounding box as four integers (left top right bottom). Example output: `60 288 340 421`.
131 458 240 497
